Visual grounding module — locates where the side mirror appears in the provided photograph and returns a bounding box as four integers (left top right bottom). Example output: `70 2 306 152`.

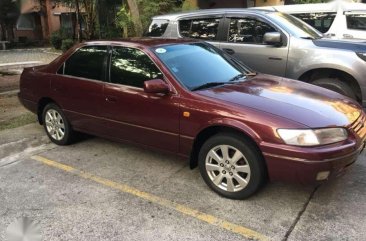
144 79 170 94
263 32 282 46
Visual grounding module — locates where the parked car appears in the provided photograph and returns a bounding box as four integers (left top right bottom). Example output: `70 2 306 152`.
253 1 366 40
18 39 366 199
147 9 366 106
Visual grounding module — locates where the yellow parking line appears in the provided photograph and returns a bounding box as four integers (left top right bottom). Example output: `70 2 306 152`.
31 155 269 241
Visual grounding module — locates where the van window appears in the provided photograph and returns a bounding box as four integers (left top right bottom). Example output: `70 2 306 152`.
228 18 276 44
178 18 221 40
145 19 169 37
347 14 366 30
291 13 336 33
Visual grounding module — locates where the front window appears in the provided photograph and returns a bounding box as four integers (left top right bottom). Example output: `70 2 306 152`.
268 12 323 39
110 47 163 88
292 12 336 33
346 13 366 30
228 18 276 44
152 43 247 90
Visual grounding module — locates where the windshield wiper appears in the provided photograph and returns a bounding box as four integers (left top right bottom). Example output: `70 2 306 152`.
228 72 257 82
191 82 229 91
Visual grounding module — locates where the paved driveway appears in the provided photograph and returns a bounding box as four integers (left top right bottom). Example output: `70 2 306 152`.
0 122 365 241
0 48 60 65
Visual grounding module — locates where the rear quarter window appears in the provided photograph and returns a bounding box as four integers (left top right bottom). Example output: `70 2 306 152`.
145 19 169 37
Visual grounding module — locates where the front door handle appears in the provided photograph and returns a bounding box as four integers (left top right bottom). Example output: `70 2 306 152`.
105 96 117 102
223 48 235 55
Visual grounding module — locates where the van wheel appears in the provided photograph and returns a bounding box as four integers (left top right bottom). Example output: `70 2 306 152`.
198 133 266 199
42 103 73 145
312 78 356 100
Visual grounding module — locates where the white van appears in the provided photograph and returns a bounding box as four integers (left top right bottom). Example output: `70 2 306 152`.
253 1 366 40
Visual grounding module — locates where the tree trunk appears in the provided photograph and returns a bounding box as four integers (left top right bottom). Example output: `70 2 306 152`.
125 0 143 36
0 23 6 41
39 0 49 41
75 0 83 42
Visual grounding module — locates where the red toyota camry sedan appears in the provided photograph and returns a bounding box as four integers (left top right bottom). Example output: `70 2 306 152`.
18 38 365 199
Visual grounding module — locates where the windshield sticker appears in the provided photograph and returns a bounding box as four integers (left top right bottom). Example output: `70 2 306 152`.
155 48 166 54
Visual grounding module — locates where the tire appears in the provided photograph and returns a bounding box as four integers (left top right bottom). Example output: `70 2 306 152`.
198 133 266 199
312 78 356 100
42 103 74 145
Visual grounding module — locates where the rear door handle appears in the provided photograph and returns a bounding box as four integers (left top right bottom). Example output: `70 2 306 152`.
268 57 282 61
223 48 235 55
105 96 117 102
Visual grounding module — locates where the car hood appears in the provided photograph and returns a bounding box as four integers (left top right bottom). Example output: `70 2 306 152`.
313 38 366 52
196 74 361 128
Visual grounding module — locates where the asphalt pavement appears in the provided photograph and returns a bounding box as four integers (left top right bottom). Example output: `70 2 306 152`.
1 122 365 241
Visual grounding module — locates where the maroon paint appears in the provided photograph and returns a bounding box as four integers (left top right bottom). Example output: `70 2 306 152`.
18 38 366 184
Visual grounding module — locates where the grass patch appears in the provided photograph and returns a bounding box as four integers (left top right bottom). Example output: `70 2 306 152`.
0 113 37 131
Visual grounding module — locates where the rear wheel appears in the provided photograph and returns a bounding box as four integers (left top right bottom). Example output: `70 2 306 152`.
198 133 266 199
312 78 356 100
42 103 73 145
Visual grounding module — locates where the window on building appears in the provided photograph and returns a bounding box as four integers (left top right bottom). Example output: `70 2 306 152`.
347 13 366 30
178 18 221 40
16 13 35 30
110 47 163 88
63 46 108 81
228 18 276 44
291 13 336 33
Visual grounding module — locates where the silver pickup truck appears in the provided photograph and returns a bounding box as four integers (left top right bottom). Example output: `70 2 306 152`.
147 9 366 106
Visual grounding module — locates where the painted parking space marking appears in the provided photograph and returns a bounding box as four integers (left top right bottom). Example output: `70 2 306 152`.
31 155 269 241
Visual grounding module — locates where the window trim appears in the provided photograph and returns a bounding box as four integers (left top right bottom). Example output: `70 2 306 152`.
56 44 109 82
223 14 288 47
106 45 172 92
176 14 225 41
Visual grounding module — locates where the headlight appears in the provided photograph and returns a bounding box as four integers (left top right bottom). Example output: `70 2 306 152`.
277 128 348 146
356 52 366 61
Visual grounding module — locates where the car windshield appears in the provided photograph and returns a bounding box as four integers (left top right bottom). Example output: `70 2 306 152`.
152 43 249 90
268 12 323 39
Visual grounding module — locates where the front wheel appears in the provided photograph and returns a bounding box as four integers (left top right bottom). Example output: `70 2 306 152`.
198 133 266 199
42 103 74 145
312 78 356 100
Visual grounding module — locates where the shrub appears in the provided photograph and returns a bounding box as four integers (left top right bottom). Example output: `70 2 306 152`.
50 31 62 50
61 39 74 52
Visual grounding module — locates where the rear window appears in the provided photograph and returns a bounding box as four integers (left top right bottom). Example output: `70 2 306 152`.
178 18 221 40
145 19 169 37
347 14 366 30
291 12 336 33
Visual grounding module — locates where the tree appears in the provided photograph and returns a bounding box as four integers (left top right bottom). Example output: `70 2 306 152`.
125 0 143 36
0 0 19 41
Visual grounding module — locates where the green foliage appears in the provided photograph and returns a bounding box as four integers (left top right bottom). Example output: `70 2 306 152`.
61 39 74 52
138 0 182 30
182 0 198 11
116 4 134 37
50 31 63 50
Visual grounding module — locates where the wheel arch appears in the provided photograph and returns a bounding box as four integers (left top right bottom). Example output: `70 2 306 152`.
37 97 57 124
298 68 362 102
189 120 263 170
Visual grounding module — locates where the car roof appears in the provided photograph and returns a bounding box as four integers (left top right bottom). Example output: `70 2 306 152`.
83 38 200 48
152 8 274 20
253 2 366 13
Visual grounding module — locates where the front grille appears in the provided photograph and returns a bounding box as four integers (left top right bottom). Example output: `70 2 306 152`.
350 113 366 139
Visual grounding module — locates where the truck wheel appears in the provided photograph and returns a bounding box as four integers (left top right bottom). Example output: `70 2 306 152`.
198 133 266 199
312 78 356 100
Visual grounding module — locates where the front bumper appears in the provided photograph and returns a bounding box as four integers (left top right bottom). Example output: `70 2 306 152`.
262 141 365 184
